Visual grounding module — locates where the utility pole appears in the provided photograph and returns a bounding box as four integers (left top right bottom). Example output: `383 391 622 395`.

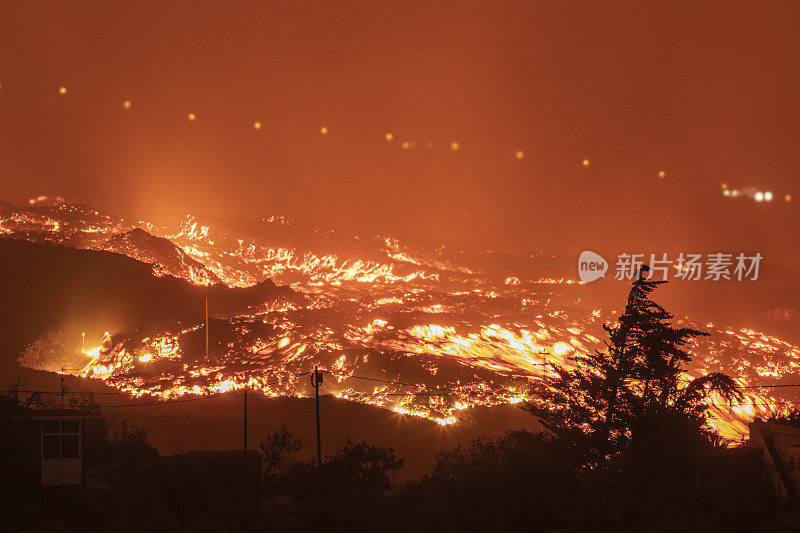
60 368 65 486
535 351 548 392
205 297 209 359
311 367 323 466
243 387 248 463
60 370 65 410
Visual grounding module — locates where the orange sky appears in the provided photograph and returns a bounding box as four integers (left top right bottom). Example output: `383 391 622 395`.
0 1 798 264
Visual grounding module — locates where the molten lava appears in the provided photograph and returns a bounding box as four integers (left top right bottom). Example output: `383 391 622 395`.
4 196 799 440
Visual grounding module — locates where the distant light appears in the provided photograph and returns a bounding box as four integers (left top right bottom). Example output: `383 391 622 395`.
723 189 731 196
582 159 590 167
755 191 764 202
253 121 262 130
385 133 393 141
320 126 328 135
450 141 460 151
188 113 196 121
731 189 740 197
58 86 67 95
122 100 131 109
515 150 524 160
786 194 792 202
764 191 773 202
721 183 728 190
401 141 410 150
138 353 152 363
658 170 666 178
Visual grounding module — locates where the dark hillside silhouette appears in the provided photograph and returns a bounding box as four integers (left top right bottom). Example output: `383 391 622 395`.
0 239 298 365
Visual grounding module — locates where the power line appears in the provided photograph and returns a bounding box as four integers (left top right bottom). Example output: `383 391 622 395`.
15 389 154 396
329 372 466 394
10 372 315 408
20 373 800 397
14 368 800 411
707 399 800 408
736 384 800 390
333 371 800 400
98 392 230 408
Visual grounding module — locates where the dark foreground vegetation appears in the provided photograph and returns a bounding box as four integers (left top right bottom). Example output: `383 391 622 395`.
1 274 797 531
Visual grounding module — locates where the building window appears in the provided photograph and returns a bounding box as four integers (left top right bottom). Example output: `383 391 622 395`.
41 419 80 460
43 435 61 459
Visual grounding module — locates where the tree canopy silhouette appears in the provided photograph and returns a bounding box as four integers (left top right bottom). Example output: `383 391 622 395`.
260 424 303 485
525 269 741 463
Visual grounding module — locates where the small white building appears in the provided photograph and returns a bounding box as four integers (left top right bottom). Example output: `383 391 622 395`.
32 410 89 486
748 420 800 501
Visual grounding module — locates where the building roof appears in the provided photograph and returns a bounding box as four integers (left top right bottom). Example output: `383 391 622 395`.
18 408 98 420
750 420 800 436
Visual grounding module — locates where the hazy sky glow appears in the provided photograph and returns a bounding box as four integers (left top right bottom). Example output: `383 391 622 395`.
0 1 798 263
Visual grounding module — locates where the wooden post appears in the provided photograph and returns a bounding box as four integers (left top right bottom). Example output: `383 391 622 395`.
311 367 323 466
243 388 248 458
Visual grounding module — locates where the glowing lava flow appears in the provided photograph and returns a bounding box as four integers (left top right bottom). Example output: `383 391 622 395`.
5 197 800 439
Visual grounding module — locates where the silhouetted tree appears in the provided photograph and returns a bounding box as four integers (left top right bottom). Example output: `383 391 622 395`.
259 424 303 484
402 430 579 531
526 270 740 463
768 408 800 427
83 416 158 487
323 439 405 491
277 439 405 527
